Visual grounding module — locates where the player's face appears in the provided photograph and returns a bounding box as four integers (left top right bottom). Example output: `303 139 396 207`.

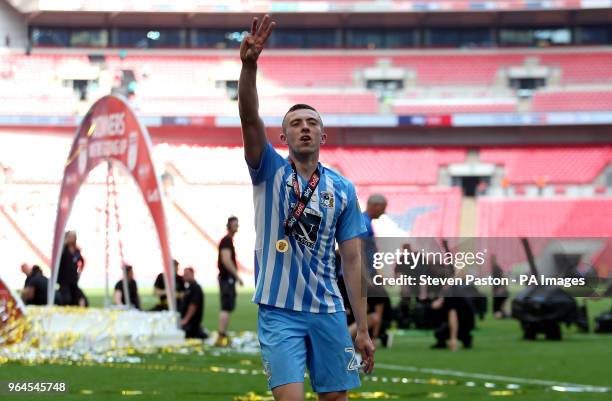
183 269 194 282
21 263 31 275
228 220 239 234
65 232 77 246
370 202 387 219
281 109 326 158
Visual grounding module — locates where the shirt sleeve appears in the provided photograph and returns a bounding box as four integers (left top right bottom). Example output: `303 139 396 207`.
358 213 374 239
247 142 286 185
336 183 368 243
114 280 122 291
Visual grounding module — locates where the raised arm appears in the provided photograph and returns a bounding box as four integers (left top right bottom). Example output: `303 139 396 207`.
239 15 275 168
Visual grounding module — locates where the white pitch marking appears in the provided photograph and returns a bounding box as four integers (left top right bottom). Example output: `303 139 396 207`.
376 363 611 392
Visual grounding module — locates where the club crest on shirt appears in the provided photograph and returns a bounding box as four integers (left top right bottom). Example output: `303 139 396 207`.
320 191 335 208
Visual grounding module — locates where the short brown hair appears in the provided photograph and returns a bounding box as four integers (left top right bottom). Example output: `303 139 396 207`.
282 104 323 133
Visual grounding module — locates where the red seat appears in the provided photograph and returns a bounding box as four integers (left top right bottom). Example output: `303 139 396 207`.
480 147 612 184
320 147 467 185
532 91 612 112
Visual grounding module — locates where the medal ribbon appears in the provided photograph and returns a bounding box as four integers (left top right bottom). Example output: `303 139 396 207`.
283 161 320 236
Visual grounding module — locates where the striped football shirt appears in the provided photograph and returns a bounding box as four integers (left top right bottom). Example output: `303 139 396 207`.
248 143 366 313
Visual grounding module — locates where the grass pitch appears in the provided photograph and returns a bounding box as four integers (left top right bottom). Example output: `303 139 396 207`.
1 289 611 400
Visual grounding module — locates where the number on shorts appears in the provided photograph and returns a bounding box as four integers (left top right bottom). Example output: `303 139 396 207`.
345 347 359 371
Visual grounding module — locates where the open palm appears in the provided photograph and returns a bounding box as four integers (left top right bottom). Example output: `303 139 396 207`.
240 15 275 64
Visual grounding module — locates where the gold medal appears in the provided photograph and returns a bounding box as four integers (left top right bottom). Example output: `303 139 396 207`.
276 239 289 253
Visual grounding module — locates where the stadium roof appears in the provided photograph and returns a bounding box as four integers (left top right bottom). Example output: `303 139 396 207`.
6 1 610 28
8 0 612 14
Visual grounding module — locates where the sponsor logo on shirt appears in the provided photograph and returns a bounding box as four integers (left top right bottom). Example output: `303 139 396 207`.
290 204 322 250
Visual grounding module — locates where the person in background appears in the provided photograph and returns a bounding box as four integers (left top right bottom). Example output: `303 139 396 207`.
431 293 476 351
151 259 185 311
21 263 48 305
180 267 206 339
113 264 140 309
361 194 387 277
21 263 31 285
215 216 244 347
57 231 86 306
491 255 509 319
395 243 422 329
360 194 392 347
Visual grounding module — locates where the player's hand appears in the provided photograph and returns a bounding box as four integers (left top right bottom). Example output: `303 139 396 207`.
449 338 459 352
355 329 375 374
238 276 244 286
240 14 275 65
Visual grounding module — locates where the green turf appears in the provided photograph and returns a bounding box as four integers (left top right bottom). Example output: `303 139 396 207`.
1 292 611 400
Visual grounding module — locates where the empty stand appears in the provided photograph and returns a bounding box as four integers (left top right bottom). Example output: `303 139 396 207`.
478 198 612 237
258 55 377 87
538 52 612 84
357 186 462 237
532 91 612 112
320 147 466 185
0 205 49 288
259 92 380 115
479 146 612 184
157 145 253 184
393 53 524 86
392 103 516 114
477 198 612 272
2 50 612 116
0 134 71 182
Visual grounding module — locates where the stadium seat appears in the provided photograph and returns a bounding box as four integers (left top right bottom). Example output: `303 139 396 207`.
320 147 466 185
2 50 612 116
479 146 612 184
532 91 612 112
477 198 612 237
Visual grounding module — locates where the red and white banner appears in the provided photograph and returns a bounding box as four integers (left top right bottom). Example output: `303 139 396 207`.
48 96 176 310
0 278 25 345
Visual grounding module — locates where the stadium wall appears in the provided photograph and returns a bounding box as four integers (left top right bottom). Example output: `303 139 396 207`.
2 125 612 147
0 0 27 48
